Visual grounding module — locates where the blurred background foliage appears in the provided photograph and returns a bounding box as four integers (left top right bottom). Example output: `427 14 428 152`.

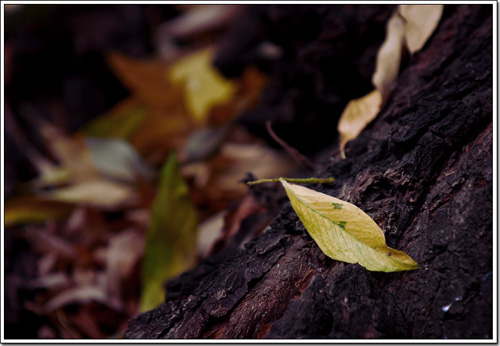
4 4 298 338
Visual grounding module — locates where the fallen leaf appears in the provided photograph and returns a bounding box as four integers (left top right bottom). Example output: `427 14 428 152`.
85 137 154 183
399 5 444 54
106 52 197 162
4 196 75 227
280 179 419 272
372 11 406 99
45 180 136 209
196 211 225 257
210 143 295 199
337 90 382 158
106 229 145 300
168 48 235 122
44 285 120 312
338 6 443 157
107 52 180 108
38 120 98 183
23 225 77 260
140 152 198 312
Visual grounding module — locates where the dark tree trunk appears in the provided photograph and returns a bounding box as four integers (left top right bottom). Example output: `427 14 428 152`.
125 4 493 339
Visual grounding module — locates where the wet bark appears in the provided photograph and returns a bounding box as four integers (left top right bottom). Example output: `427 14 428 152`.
125 4 493 339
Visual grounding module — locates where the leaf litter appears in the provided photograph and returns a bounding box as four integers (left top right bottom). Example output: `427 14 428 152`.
8 13 292 333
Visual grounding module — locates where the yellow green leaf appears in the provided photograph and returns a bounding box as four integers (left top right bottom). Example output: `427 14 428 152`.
399 5 444 54
168 49 235 122
280 179 419 272
5 196 74 227
338 90 382 158
140 152 198 312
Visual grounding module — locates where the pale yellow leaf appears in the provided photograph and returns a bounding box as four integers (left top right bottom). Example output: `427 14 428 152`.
372 11 406 99
399 5 444 54
280 179 419 272
45 180 136 208
338 90 382 158
168 49 235 122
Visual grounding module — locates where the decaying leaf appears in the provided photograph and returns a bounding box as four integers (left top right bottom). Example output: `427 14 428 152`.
372 11 406 99
338 90 382 158
168 49 235 122
399 5 444 54
338 5 443 157
280 179 419 272
140 152 198 312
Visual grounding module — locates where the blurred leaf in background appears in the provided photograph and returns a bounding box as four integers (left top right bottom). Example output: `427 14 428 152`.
168 48 235 122
140 152 198 312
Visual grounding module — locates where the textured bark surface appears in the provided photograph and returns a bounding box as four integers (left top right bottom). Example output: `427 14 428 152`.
125 4 493 339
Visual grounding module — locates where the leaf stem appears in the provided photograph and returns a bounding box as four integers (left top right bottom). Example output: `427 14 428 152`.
247 177 334 186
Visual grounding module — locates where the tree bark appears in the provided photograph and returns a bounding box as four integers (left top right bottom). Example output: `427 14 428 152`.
125 4 493 339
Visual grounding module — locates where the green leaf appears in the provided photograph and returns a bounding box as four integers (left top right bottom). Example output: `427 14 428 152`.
280 179 419 272
140 152 198 312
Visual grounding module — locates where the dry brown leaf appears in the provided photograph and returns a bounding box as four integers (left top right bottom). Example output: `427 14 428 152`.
107 52 180 108
44 285 119 312
211 143 295 199
338 90 382 158
24 225 77 260
372 11 406 99
29 273 71 290
106 229 145 300
196 211 225 257
399 5 444 54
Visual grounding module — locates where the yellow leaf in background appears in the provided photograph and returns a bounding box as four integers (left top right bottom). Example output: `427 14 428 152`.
399 5 444 54
5 197 75 227
280 179 419 272
338 90 382 158
106 52 198 163
168 49 235 122
46 180 136 209
140 152 198 312
372 11 406 100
